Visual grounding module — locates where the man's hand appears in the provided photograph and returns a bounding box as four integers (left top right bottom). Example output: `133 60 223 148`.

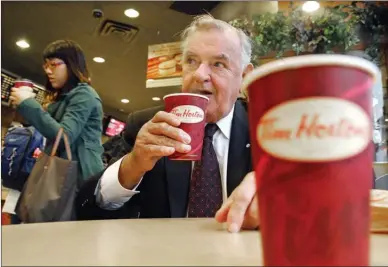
215 171 259 233
119 111 192 189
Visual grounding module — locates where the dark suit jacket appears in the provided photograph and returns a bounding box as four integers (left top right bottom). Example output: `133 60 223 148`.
75 100 252 220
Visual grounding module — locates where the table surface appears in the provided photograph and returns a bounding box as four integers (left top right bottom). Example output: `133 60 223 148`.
1 186 9 201
2 218 388 266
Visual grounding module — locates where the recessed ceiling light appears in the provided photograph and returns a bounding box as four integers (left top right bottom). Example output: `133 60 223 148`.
124 8 139 18
121 99 130 104
16 39 30 49
93 57 105 63
302 1 320 12
152 97 161 101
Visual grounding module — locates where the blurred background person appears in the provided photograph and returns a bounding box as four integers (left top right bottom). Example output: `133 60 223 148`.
10 39 105 188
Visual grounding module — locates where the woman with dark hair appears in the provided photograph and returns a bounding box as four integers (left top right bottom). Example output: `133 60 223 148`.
10 39 104 185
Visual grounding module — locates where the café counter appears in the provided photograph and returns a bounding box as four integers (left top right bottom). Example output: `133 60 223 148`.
2 218 388 266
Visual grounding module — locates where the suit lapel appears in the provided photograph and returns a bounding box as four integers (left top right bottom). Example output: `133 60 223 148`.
227 100 252 196
165 158 192 217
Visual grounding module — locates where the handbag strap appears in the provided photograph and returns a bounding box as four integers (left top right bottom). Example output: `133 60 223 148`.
50 128 72 161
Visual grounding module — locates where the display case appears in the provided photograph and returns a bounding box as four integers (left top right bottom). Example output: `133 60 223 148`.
102 115 126 137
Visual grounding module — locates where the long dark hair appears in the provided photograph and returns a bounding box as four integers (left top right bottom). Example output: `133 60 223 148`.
43 40 91 103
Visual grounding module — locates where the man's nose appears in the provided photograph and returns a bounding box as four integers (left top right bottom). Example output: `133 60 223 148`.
193 63 211 83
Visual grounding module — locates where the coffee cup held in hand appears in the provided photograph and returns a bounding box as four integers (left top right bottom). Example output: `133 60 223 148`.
10 79 34 107
14 79 34 92
163 93 209 161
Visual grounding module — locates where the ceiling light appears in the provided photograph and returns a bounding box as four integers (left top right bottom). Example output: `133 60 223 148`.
93 57 105 63
121 99 130 104
152 97 161 101
302 1 320 12
124 8 139 18
16 39 30 49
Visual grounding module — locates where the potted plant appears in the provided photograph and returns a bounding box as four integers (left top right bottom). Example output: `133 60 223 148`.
289 6 359 55
346 1 388 64
229 2 388 64
230 12 291 66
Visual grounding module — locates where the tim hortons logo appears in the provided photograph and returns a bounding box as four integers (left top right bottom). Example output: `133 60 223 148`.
170 105 204 123
257 97 371 162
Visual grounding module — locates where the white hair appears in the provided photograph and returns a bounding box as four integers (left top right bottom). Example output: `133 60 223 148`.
180 14 252 69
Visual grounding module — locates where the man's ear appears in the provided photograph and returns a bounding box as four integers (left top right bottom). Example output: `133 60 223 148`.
238 63 254 96
242 63 254 78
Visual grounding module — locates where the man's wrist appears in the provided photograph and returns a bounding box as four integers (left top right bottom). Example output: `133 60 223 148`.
118 153 147 190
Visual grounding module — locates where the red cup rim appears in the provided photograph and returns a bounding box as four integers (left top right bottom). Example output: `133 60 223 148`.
163 93 209 101
242 54 380 92
15 79 33 84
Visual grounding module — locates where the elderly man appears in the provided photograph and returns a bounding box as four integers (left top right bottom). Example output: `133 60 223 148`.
76 14 258 233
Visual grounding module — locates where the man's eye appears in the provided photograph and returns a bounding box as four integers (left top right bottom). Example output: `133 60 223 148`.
187 58 197 65
214 62 226 68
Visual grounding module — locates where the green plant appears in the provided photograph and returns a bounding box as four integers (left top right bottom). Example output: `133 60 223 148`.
230 12 291 65
229 2 388 64
347 1 388 64
290 6 359 54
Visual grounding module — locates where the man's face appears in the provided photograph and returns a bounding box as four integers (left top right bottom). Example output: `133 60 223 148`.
181 29 251 123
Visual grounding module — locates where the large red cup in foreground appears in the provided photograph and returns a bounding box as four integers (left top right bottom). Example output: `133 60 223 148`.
163 93 209 161
242 54 380 266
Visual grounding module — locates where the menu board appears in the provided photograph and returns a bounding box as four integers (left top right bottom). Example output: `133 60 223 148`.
104 117 126 137
146 42 183 88
1 69 48 105
1 70 19 103
32 84 47 104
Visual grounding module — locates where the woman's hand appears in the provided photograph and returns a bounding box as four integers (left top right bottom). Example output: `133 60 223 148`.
9 87 36 106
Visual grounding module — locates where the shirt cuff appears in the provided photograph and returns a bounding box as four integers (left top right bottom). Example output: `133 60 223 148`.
99 156 142 205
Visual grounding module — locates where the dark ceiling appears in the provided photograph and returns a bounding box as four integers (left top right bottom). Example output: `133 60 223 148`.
170 1 221 15
1 1 221 121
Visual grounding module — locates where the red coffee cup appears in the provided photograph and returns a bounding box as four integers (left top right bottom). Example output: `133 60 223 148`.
14 79 34 92
163 93 209 160
242 54 379 266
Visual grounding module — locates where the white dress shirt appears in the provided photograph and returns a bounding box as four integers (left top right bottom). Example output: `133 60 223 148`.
97 105 236 210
